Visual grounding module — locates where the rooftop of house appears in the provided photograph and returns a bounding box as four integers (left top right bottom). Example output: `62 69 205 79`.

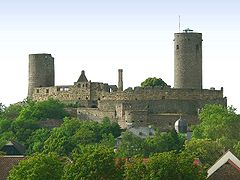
207 150 240 179
0 155 25 180
0 141 26 155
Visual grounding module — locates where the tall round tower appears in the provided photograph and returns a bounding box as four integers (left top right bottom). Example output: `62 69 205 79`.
28 53 55 96
174 29 202 89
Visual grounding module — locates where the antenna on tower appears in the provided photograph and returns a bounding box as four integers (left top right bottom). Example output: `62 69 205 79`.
178 15 181 32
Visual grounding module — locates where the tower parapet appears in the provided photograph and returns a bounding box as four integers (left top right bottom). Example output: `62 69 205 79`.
174 30 202 89
28 53 55 96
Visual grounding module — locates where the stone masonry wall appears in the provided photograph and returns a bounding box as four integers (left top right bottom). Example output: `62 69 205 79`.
32 85 90 102
32 82 111 102
77 108 117 123
98 98 226 115
101 87 223 101
90 82 110 100
31 83 226 130
32 84 224 104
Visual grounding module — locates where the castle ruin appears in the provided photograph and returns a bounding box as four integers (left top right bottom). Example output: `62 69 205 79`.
28 30 227 130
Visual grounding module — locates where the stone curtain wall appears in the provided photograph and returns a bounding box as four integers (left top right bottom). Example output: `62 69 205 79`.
77 108 117 122
101 87 223 101
32 85 224 103
32 85 90 102
32 82 111 102
32 85 226 129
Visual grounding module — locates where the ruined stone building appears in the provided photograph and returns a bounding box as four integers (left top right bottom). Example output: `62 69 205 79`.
28 30 227 130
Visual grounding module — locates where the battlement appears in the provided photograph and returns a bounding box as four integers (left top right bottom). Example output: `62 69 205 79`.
32 85 90 102
32 80 112 103
101 87 224 101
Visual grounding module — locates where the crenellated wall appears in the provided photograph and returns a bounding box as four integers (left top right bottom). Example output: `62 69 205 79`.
32 81 110 103
32 85 90 102
97 96 226 129
32 84 226 129
32 82 224 103
101 87 224 101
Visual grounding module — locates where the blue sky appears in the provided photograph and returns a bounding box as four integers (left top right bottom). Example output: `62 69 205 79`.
0 0 240 112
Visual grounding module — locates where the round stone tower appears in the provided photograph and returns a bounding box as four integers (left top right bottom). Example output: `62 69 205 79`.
28 53 55 96
174 29 202 89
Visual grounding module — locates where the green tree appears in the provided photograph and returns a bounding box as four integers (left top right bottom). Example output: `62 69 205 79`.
0 131 16 149
26 128 51 154
117 129 185 158
146 129 185 155
0 119 12 134
44 117 120 156
116 131 147 157
1 103 23 120
233 142 240 159
147 151 178 179
141 77 169 89
0 103 6 115
17 98 68 121
99 133 116 148
63 145 120 180
11 119 40 143
72 126 98 145
100 117 122 138
3 99 70 146
183 139 224 168
124 156 147 180
192 104 240 149
146 151 206 180
8 153 64 180
43 118 82 156
177 152 207 180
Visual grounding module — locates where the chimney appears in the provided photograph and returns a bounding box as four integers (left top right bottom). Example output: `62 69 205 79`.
118 69 123 91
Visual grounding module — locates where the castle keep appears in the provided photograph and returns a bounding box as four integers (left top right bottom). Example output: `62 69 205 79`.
174 30 202 89
28 30 227 130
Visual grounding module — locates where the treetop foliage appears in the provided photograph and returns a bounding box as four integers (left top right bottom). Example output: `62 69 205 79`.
141 77 169 89
116 129 186 158
62 145 120 180
0 99 69 149
43 117 122 156
8 153 64 180
1 101 240 179
193 104 240 149
183 139 224 168
17 98 69 121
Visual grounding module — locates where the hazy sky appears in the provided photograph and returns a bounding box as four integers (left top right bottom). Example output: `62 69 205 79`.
0 0 240 112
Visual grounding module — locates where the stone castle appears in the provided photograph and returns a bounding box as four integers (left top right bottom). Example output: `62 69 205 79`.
27 30 227 130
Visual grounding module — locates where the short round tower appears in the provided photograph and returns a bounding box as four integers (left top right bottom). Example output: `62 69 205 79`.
174 29 202 89
28 53 55 96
